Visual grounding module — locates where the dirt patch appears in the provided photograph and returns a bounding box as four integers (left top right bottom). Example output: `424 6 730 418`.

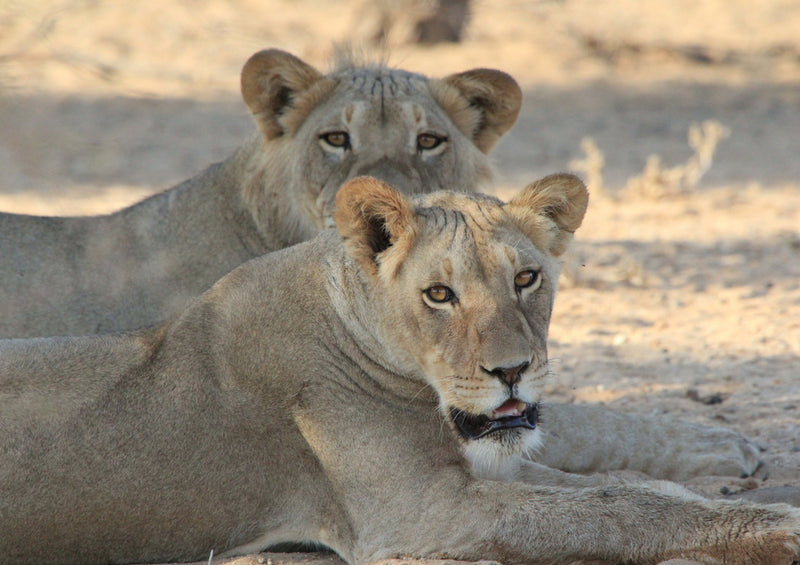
1 1 799 563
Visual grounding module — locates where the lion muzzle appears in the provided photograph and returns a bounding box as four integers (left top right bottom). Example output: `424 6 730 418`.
450 400 538 440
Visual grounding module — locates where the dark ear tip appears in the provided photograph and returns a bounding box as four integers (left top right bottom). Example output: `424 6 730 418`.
441 67 522 153
451 68 522 113
241 49 299 74
240 49 296 105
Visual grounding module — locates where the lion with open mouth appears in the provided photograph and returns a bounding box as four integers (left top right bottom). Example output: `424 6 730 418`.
1 174 798 565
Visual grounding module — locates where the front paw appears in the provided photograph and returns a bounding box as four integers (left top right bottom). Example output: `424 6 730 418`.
662 424 762 481
704 503 800 565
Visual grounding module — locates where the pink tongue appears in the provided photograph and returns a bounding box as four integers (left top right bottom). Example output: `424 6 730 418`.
493 399 522 417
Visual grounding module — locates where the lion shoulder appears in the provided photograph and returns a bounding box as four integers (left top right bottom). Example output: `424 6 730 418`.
0 49 521 338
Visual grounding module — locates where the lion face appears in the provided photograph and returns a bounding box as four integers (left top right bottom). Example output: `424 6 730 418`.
291 72 497 230
334 175 588 477
240 49 521 244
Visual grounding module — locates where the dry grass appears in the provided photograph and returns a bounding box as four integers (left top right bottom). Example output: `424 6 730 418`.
568 137 605 197
624 120 731 198
2 3 799 564
563 120 731 289
569 120 730 201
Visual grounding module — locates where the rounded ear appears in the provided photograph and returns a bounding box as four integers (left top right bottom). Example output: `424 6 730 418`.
241 49 333 139
505 173 589 257
432 68 522 153
334 177 417 276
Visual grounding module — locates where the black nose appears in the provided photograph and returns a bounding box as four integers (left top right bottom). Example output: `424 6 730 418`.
482 363 529 386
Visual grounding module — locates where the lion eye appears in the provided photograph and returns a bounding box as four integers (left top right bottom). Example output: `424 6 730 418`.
417 133 446 151
424 285 454 303
514 270 540 290
320 131 350 149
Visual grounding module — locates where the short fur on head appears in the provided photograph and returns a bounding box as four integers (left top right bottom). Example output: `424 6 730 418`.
0 48 522 338
2 174 792 565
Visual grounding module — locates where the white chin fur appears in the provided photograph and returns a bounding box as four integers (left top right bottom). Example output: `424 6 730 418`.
462 428 543 482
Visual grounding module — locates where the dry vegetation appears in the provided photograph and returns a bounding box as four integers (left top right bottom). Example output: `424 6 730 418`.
1 1 799 564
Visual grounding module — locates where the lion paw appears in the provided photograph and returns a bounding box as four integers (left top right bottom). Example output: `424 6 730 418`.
660 424 762 481
723 506 800 565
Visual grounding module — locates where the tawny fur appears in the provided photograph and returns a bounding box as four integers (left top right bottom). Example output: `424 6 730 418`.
1 175 797 565
0 48 521 338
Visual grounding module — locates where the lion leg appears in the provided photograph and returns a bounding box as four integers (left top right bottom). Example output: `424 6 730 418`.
350 476 800 565
514 460 623 488
534 402 762 481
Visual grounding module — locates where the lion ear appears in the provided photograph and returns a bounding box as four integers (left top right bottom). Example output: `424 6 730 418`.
505 173 589 257
432 68 522 154
334 177 417 276
241 49 334 140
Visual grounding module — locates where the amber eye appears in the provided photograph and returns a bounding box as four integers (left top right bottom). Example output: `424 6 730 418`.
424 285 454 303
514 270 540 290
320 131 350 148
417 133 446 151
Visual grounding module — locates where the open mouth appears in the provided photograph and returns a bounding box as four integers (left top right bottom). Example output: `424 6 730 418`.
449 399 538 440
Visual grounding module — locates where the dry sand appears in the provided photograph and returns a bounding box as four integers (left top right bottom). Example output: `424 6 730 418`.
1 1 798 563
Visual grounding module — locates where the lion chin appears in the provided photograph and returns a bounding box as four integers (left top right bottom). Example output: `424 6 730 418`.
452 400 543 482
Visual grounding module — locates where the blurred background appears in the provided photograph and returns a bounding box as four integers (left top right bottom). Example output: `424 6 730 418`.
2 0 799 210
1 0 799 492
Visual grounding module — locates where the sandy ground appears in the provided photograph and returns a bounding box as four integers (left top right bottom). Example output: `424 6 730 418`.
1 1 799 563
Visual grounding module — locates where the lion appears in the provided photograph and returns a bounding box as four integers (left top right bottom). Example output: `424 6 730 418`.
2 174 797 565
0 48 521 338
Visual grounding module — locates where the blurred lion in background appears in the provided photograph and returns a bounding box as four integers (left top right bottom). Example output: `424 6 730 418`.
0 48 521 338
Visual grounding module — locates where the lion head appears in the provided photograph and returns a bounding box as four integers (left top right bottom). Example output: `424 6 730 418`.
334 174 588 479
238 49 522 247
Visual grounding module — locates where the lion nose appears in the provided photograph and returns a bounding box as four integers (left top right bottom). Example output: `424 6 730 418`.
354 157 418 193
482 363 529 387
